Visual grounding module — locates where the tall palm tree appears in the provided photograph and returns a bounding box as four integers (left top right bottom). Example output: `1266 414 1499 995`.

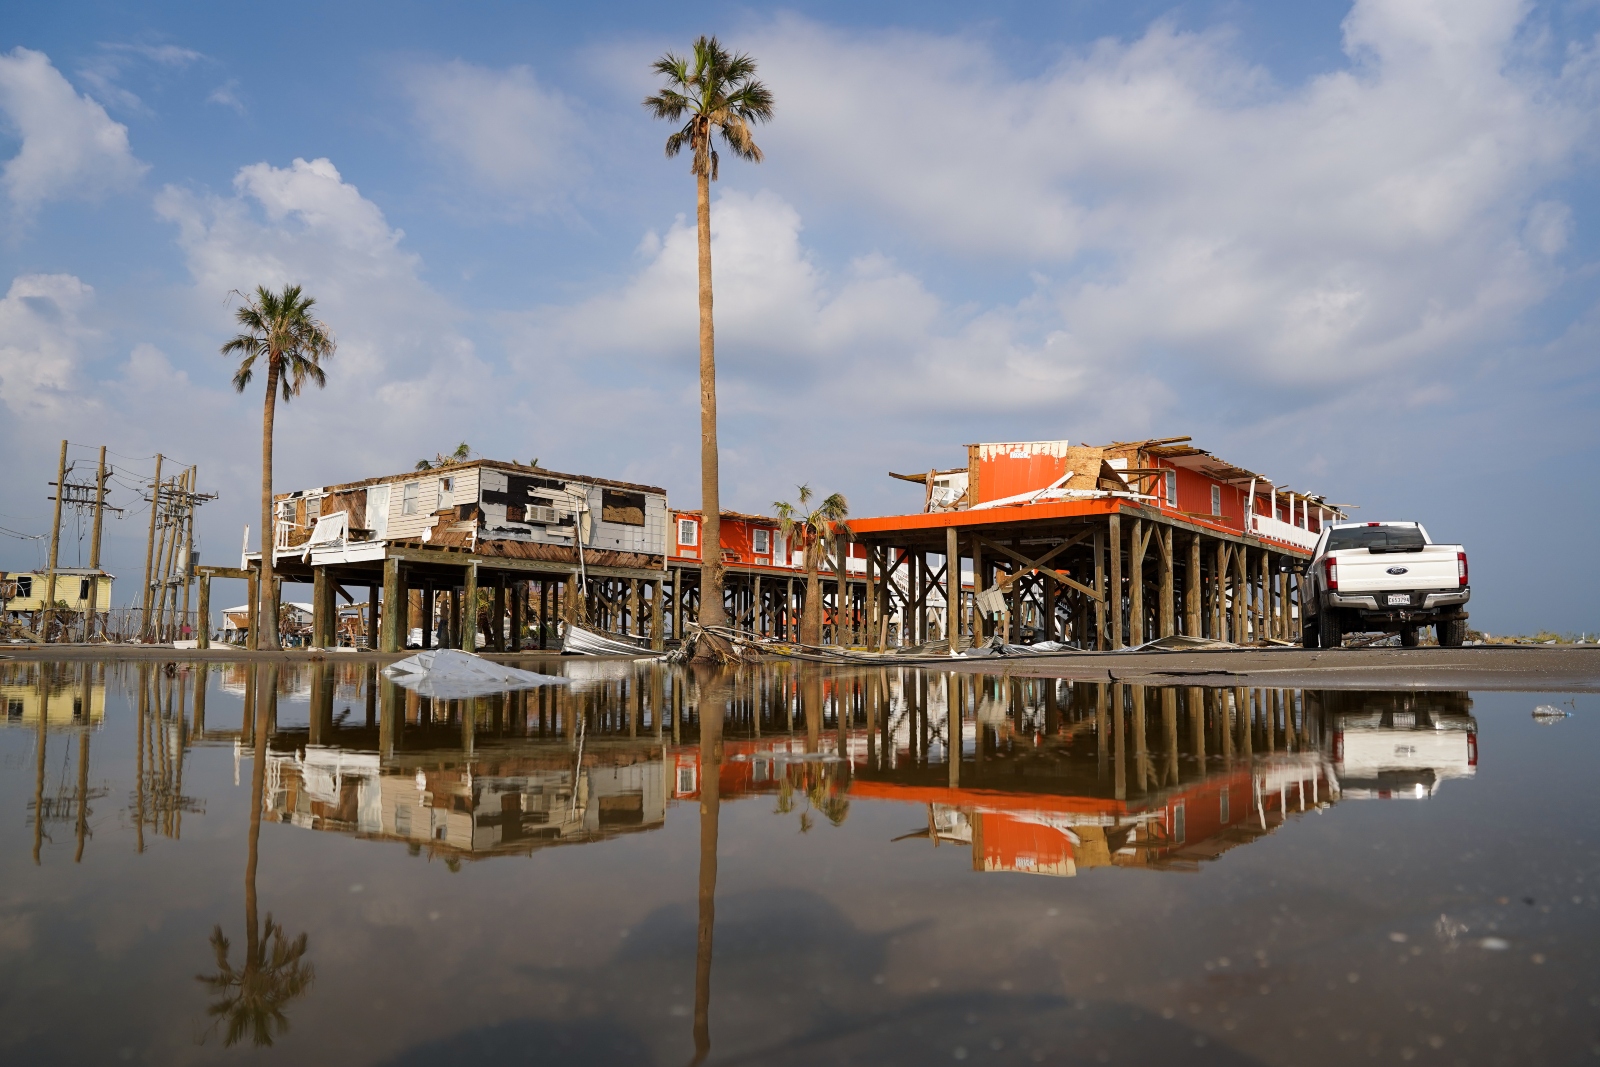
221 285 336 650
773 485 849 646
645 37 774 631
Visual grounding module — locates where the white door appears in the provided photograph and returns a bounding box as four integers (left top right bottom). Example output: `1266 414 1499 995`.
366 485 390 540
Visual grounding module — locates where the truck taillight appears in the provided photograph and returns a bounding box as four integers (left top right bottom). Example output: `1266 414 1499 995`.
1325 557 1338 590
1457 551 1468 587
1467 732 1477 767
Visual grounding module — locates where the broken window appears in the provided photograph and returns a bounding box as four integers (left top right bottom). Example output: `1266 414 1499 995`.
752 529 771 555
1210 485 1222 517
16 576 31 598
402 482 419 516
601 489 646 526
505 503 525 523
678 518 698 546
438 476 453 504
458 503 481 523
79 578 90 600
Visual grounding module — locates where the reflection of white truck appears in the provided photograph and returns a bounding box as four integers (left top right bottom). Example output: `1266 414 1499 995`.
1316 691 1477 800
1302 522 1469 648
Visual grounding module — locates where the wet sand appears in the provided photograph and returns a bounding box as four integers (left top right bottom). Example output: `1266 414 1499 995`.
947 645 1600 691
6 642 1600 690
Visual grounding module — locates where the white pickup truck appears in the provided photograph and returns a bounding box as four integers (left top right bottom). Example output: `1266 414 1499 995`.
1301 521 1469 648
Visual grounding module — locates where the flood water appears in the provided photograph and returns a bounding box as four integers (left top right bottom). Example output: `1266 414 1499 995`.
1 658 1596 1066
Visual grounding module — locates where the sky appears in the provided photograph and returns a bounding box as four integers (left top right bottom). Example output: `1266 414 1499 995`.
0 0 1597 634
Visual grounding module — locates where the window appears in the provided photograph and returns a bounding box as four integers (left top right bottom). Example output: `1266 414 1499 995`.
506 503 526 523
1210 485 1222 517
6 699 21 720
752 529 771 555
402 482 419 516
437 476 453 505
678 518 698 546
1219 790 1230 825
1173 802 1187 844
15 576 31 598
678 767 697 793
79 578 90 600
1165 470 1177 507
1324 525 1426 552
278 499 295 521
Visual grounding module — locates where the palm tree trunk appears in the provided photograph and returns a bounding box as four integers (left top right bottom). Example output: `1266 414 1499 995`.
801 549 821 646
695 167 726 629
258 363 281 650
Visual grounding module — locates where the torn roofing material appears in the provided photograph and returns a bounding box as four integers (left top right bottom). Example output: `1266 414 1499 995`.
382 648 571 699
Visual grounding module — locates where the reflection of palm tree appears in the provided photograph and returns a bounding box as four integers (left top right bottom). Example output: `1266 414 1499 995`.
197 664 314 1046
690 666 727 1065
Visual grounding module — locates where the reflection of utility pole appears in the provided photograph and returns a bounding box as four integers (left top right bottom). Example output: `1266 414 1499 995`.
33 665 48 863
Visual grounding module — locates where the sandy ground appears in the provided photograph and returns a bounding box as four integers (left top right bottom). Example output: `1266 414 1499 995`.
4 641 1599 691
944 645 1600 691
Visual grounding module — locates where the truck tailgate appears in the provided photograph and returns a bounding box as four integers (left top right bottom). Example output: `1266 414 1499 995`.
1336 547 1458 591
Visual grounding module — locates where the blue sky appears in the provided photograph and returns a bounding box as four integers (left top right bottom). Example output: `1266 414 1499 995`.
1 0 1597 634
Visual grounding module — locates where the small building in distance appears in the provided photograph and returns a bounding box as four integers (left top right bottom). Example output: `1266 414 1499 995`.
1 569 113 628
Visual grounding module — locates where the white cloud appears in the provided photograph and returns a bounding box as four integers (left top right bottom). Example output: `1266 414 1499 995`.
154 157 495 484
404 61 583 209
0 273 97 417
747 0 1595 388
207 79 245 114
77 41 204 113
0 48 147 213
509 189 1163 507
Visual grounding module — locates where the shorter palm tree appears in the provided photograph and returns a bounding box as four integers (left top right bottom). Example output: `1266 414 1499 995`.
415 441 473 471
773 485 848 646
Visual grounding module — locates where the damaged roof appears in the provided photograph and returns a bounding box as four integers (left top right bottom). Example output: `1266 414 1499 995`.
276 459 667 500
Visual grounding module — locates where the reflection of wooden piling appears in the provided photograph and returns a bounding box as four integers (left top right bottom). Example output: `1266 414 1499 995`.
1162 688 1179 785
1132 685 1148 793
946 673 960 788
1112 682 1126 800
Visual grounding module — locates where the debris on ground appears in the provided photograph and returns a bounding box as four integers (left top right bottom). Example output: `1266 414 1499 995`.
1531 705 1571 724
382 648 570 699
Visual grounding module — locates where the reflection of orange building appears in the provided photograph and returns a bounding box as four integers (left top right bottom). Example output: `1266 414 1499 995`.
853 753 1328 877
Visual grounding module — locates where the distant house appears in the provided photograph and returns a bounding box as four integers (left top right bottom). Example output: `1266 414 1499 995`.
1 569 113 616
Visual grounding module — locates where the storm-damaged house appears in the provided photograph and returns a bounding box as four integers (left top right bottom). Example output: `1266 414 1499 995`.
236 460 670 652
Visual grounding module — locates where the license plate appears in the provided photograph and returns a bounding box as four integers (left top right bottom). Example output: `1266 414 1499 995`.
1387 594 1409 606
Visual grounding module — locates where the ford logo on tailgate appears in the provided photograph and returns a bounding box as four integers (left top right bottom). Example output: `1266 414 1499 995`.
1386 566 1408 575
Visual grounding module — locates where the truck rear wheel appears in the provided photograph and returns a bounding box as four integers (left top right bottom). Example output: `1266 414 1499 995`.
1438 618 1466 647
1400 625 1419 648
1319 609 1343 649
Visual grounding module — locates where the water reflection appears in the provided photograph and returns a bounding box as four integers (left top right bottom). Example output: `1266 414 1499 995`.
0 658 1503 1064
197 664 316 1047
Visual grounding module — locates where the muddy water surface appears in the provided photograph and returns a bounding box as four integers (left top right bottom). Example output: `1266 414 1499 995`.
0 658 1595 1065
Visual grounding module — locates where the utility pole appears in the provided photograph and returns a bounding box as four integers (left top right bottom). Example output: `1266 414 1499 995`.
41 441 67 642
141 454 163 639
82 447 107 642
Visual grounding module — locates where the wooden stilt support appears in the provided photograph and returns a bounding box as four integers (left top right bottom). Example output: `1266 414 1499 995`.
380 557 402 653
1109 512 1123 648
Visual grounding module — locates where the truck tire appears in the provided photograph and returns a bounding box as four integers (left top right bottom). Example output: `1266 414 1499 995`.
1438 618 1466 647
1301 620 1318 648
1400 625 1419 648
1319 609 1343 649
